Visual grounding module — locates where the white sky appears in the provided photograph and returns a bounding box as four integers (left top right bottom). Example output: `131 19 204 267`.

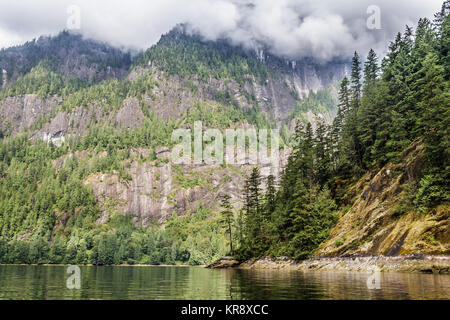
0 0 444 61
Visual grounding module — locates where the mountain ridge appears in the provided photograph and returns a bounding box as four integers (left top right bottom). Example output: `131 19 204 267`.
0 3 448 268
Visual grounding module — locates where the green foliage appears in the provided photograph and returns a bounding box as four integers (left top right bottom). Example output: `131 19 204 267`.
414 172 449 212
1 6 449 266
0 62 87 100
165 207 228 265
335 240 343 247
137 27 270 85
330 11 449 211
286 86 337 126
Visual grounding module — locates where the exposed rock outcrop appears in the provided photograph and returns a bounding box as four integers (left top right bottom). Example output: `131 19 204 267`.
0 94 61 135
236 255 450 274
206 256 240 268
83 160 249 226
315 141 450 256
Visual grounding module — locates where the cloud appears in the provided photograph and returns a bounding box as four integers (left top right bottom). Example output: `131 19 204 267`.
0 0 443 61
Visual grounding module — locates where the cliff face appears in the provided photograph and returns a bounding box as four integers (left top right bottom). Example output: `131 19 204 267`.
0 94 61 134
0 30 340 230
1 64 340 138
50 146 287 227
316 142 450 256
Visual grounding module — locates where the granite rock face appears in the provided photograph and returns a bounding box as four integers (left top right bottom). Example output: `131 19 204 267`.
0 33 341 229
0 94 61 135
315 142 450 256
83 158 268 226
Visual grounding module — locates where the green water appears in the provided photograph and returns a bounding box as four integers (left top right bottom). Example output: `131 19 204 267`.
0 265 448 300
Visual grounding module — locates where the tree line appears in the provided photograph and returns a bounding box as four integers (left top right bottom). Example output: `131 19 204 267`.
221 2 449 260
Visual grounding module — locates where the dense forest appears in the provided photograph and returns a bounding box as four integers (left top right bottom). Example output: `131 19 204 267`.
0 31 132 85
0 2 448 265
0 25 277 266
137 25 271 85
230 3 449 260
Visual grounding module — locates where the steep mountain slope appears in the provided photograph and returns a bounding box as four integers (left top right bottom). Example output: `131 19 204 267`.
0 31 132 87
0 29 348 265
228 7 449 262
0 29 345 138
0 6 448 266
316 141 449 256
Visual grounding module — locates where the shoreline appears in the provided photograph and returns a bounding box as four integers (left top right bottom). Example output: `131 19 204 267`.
2 255 450 274
236 254 450 274
0 263 193 267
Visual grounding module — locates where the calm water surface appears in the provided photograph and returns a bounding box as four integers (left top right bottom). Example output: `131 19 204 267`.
0 265 448 300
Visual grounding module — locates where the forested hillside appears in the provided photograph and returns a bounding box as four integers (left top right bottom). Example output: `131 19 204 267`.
231 2 449 260
0 23 344 265
0 31 132 87
0 2 448 266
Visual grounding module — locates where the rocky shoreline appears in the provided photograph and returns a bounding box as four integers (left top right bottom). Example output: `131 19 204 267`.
207 255 450 274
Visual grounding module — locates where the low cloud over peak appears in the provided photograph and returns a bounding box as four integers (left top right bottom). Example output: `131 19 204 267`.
0 0 443 62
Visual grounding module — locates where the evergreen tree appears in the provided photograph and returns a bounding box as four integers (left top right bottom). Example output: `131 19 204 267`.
358 49 380 166
264 175 276 218
413 53 449 175
314 119 332 185
331 77 350 169
247 168 262 237
363 49 380 88
219 194 234 255
350 51 362 111
338 52 364 171
337 77 351 116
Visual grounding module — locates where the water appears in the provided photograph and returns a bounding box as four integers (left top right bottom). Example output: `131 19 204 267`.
0 265 448 300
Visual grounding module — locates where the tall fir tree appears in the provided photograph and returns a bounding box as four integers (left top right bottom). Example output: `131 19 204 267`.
339 52 364 172
363 49 380 88
350 51 362 111
331 77 350 169
314 119 332 186
433 1 450 79
358 49 380 166
264 175 276 219
219 194 234 254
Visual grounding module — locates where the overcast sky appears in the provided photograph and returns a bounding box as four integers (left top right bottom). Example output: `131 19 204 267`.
0 0 444 62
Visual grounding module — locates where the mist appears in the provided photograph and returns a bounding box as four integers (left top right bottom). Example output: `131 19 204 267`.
0 0 444 62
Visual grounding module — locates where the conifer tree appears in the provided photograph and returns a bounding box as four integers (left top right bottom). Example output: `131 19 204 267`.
339 52 364 172
240 167 263 256
350 51 362 111
363 49 380 88
413 53 449 171
301 123 315 188
331 77 350 168
314 119 332 185
434 0 450 79
337 77 351 116
264 175 276 219
219 194 234 254
358 49 380 165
